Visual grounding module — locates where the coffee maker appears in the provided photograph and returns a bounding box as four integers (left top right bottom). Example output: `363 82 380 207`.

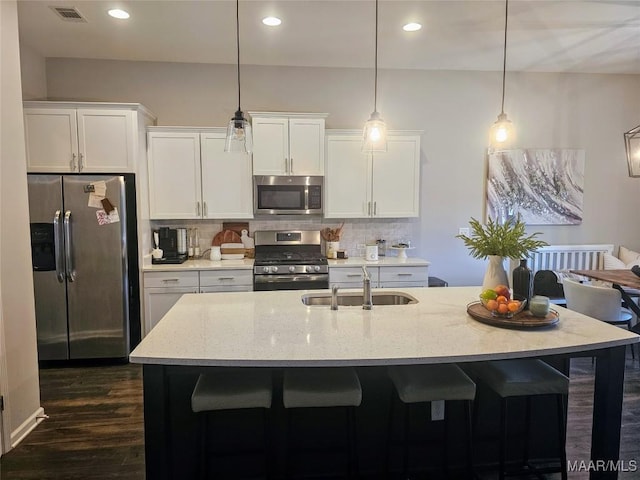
152 227 188 264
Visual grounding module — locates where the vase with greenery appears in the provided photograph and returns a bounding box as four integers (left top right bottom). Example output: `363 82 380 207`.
456 216 548 290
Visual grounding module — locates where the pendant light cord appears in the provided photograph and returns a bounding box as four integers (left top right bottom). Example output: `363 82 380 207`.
500 0 509 115
374 0 379 112
236 0 241 112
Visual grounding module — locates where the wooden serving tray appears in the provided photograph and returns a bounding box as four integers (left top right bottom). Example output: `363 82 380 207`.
467 301 559 329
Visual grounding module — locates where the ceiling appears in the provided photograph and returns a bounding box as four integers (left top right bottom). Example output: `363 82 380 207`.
16 0 640 74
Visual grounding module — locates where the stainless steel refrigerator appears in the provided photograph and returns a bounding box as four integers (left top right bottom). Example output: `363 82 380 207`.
27 174 140 361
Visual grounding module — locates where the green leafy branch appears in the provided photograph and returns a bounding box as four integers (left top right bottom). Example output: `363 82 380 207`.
455 216 548 260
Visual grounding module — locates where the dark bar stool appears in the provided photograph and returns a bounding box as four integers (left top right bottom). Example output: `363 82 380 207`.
386 363 476 478
191 368 273 479
283 367 362 479
466 359 569 480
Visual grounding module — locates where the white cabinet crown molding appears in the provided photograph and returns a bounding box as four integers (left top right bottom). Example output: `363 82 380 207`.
23 101 156 122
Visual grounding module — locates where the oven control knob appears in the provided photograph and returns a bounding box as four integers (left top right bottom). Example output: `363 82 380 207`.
289 266 295 273
314 265 321 272
306 266 313 273
272 266 278 273
262 266 270 273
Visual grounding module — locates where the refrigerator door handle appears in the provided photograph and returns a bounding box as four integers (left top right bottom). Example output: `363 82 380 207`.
53 210 65 282
64 210 76 282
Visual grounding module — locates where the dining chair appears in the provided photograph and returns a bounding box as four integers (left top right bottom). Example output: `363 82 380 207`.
563 278 635 358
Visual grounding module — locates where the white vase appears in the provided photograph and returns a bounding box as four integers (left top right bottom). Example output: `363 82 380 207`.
482 255 509 291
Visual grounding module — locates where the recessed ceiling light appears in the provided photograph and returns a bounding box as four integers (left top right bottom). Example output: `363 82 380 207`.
403 22 422 32
108 9 130 20
262 16 282 27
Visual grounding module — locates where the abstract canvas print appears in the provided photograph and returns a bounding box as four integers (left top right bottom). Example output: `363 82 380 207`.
487 149 585 225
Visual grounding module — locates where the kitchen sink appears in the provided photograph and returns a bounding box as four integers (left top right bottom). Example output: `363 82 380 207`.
301 291 418 307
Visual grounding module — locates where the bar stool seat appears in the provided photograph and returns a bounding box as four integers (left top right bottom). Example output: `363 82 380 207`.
387 364 476 478
466 359 568 480
283 367 362 478
191 369 272 479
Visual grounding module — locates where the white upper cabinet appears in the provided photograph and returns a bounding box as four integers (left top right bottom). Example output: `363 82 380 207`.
325 130 421 218
23 102 153 173
200 132 253 219
250 112 327 176
148 131 202 219
147 127 253 220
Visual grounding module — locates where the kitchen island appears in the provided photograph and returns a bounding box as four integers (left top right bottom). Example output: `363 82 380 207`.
130 286 638 479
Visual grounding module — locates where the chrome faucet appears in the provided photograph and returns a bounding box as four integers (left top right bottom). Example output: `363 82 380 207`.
331 284 339 310
362 266 372 310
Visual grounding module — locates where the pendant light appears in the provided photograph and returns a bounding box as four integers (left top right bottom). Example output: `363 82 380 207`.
225 0 252 153
489 0 515 150
624 125 640 177
362 0 387 153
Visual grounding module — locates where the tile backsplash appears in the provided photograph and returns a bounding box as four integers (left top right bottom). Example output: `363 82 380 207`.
150 218 418 258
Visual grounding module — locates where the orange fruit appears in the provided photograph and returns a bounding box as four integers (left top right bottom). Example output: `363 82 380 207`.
496 295 508 304
507 301 521 312
485 299 498 311
497 303 509 315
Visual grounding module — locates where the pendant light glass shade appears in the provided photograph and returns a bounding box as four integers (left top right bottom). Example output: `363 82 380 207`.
224 0 252 154
363 110 387 152
225 110 253 153
490 112 515 149
489 0 515 151
624 125 640 177
362 0 387 153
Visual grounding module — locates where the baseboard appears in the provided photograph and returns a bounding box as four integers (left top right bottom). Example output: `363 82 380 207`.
10 406 45 449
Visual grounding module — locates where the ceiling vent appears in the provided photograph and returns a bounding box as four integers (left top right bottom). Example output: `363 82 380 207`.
50 6 87 22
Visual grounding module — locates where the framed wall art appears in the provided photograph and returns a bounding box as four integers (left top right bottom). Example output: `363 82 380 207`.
487 148 585 225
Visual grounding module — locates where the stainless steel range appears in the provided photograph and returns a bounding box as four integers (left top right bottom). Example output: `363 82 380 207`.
253 230 329 291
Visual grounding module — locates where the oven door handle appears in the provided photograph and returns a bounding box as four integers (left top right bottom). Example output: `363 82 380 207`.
254 274 328 284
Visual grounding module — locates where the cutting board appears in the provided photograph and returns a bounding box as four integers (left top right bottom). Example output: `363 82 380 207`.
212 230 241 246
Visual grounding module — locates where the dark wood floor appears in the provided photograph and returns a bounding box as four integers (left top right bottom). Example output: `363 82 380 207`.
1 352 638 480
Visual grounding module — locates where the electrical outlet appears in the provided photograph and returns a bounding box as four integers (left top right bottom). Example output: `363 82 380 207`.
458 227 470 236
431 400 445 421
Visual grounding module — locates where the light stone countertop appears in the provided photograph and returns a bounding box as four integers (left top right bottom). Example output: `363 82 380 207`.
142 258 255 272
129 286 639 367
328 257 430 267
142 256 430 271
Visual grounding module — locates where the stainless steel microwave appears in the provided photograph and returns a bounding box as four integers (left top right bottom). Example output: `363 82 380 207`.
253 176 323 215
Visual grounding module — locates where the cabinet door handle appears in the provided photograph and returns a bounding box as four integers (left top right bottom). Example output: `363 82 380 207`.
203 202 208 217
218 277 235 281
78 153 84 172
374 201 377 216
284 158 289 174
162 279 180 283
367 201 372 216
290 158 294 175
70 153 77 171
196 202 201 216
397 273 413 277
346 274 362 278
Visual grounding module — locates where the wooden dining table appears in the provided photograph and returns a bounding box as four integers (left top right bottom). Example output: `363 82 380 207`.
571 269 640 333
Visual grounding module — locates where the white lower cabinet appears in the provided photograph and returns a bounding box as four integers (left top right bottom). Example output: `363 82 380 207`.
330 267 380 289
143 269 252 336
143 271 199 336
199 270 253 292
330 265 428 289
379 266 429 288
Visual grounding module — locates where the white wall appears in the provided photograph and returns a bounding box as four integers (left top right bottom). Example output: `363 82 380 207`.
18 43 46 100
0 0 43 452
43 58 640 285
